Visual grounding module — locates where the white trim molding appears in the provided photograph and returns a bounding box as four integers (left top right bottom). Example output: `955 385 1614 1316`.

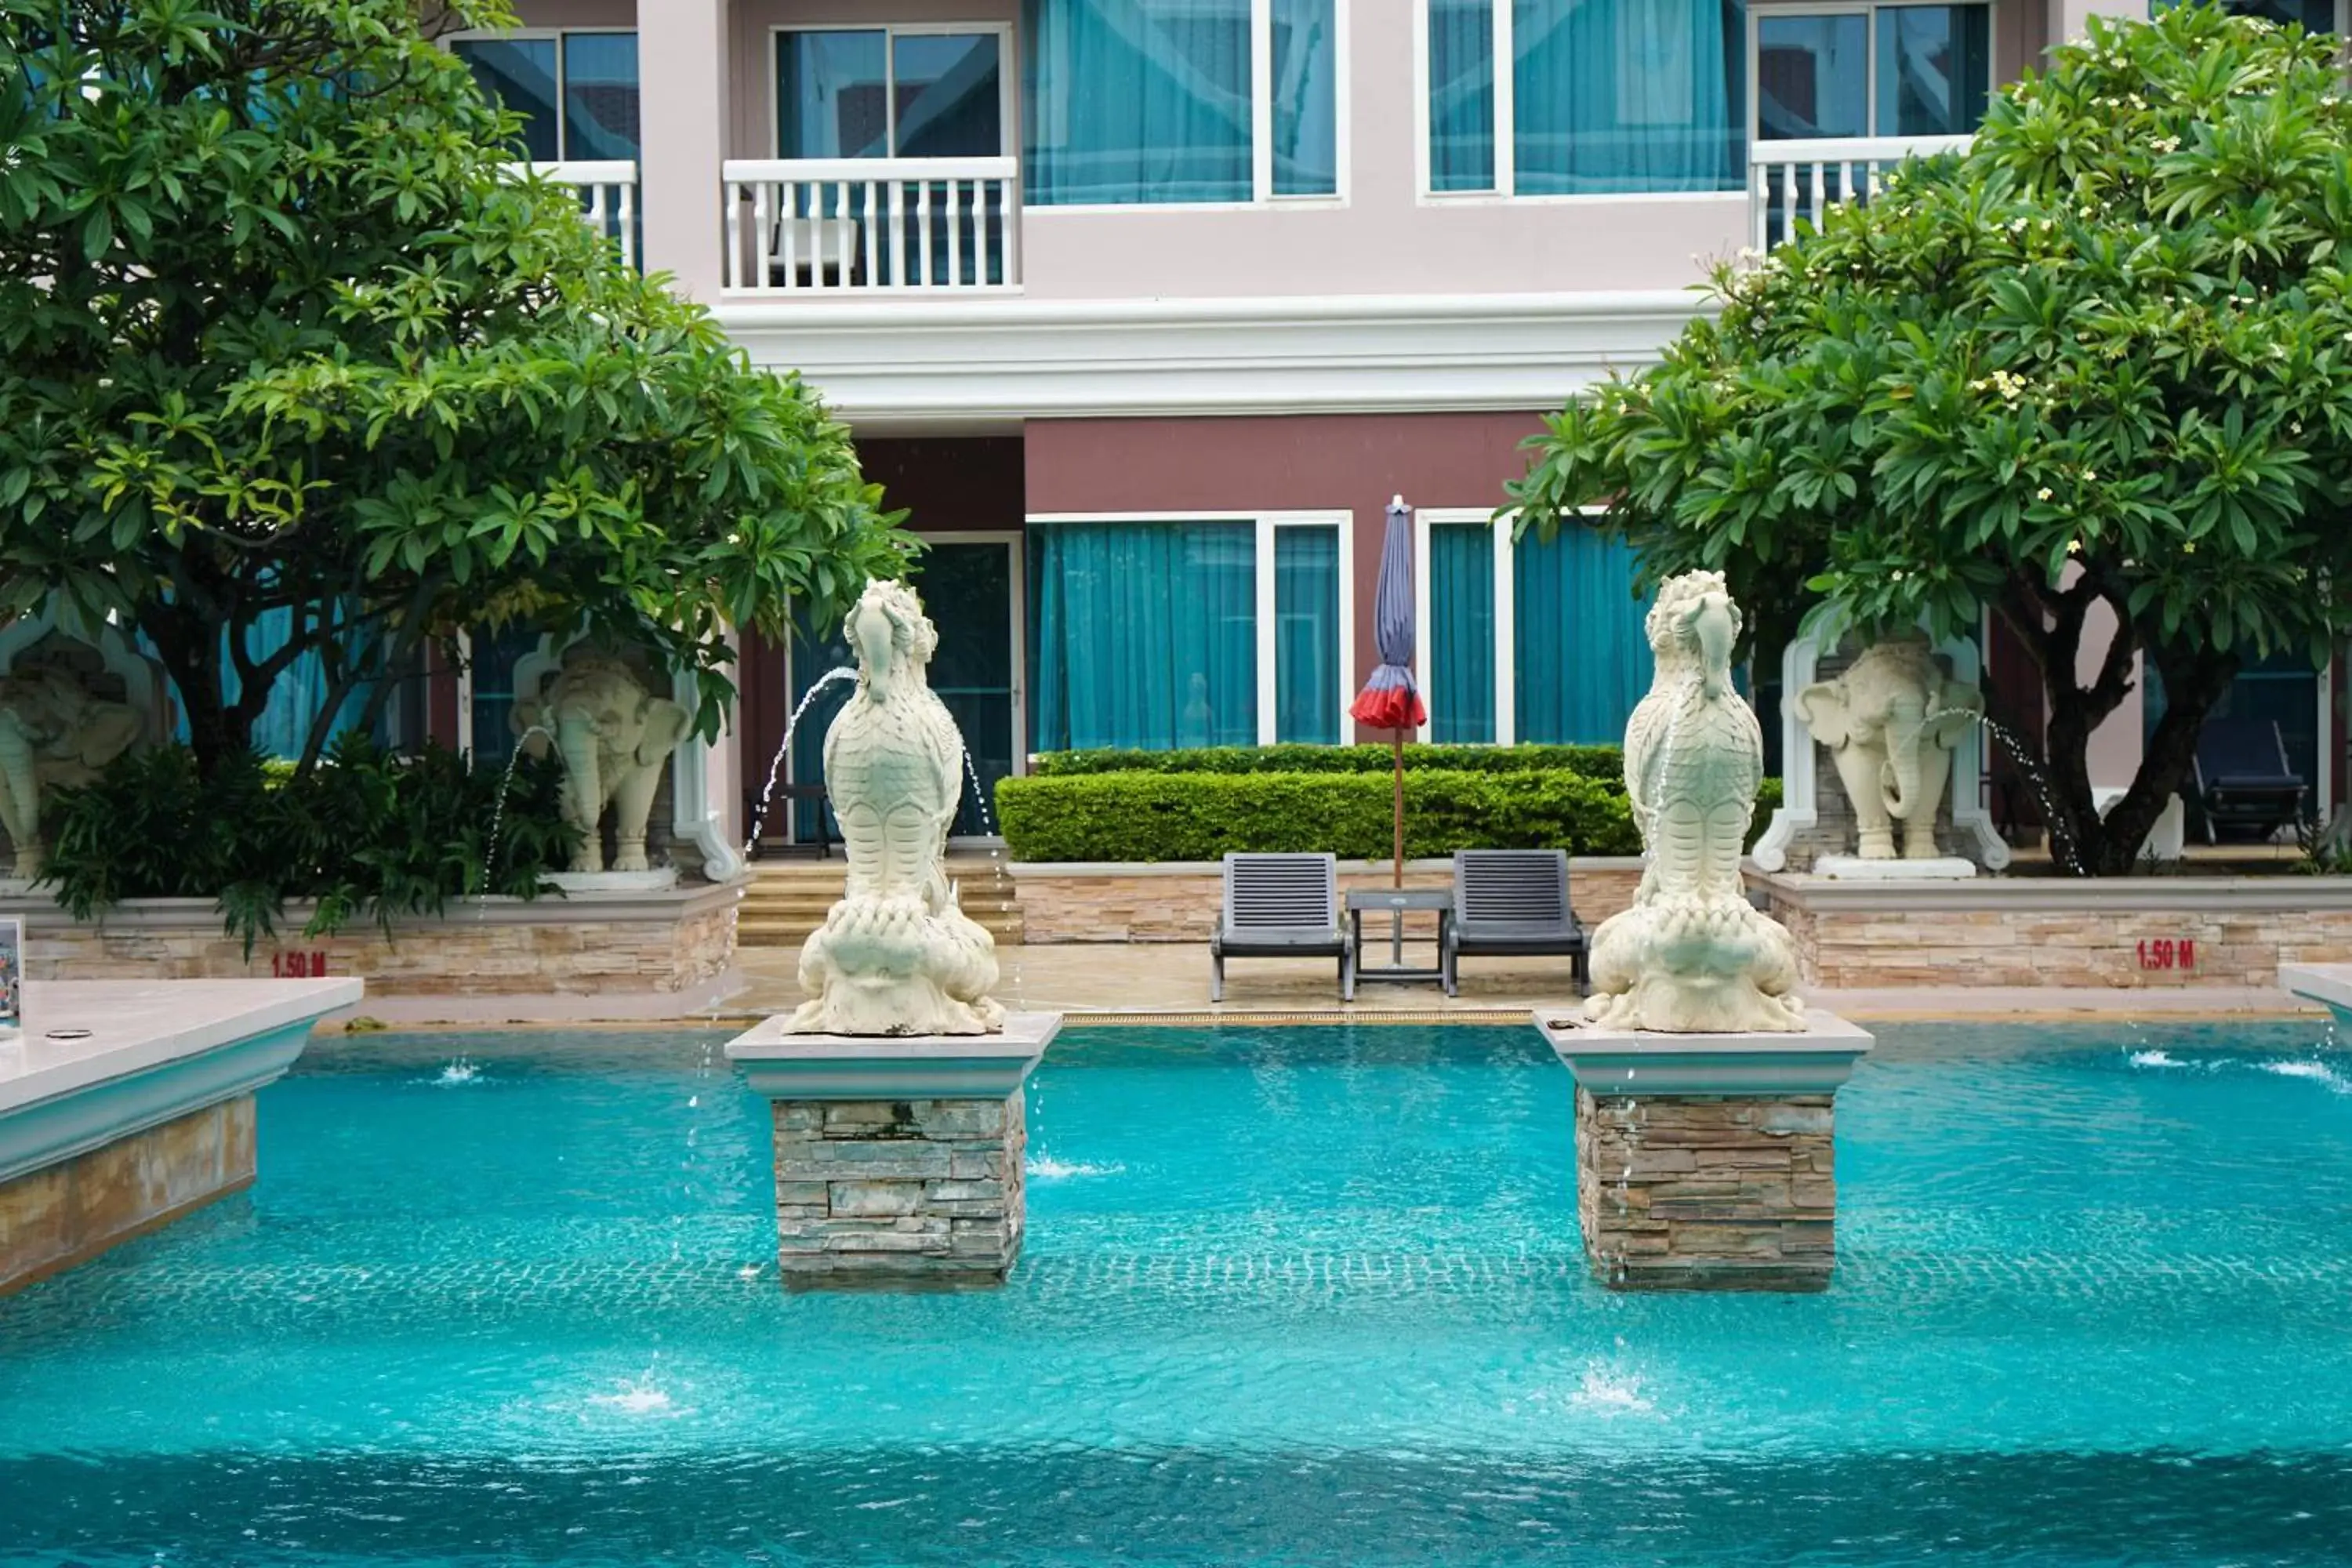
716 289 1715 424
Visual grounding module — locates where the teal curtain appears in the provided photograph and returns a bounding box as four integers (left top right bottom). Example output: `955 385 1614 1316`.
1427 0 1495 191
1512 0 1744 194
1272 0 1338 195
1429 524 1495 744
161 605 372 760
1514 527 1651 744
1274 525 1340 744
1032 522 1258 750
1023 0 1252 205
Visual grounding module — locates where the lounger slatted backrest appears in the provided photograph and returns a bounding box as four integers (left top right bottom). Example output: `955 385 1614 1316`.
1456 850 1570 931
1224 853 1338 935
2197 717 2297 785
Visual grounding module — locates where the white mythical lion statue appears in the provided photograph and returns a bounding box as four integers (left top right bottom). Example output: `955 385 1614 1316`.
789 579 1004 1036
1584 571 1806 1034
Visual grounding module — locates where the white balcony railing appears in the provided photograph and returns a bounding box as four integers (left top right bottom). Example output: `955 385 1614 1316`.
510 160 641 270
1748 135 1971 252
722 157 1021 295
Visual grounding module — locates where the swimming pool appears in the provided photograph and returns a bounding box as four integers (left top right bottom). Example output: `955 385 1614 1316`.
2 1020 2348 1566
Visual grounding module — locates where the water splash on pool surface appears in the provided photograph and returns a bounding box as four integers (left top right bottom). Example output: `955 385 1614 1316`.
1026 1156 1123 1181
431 1058 482 1087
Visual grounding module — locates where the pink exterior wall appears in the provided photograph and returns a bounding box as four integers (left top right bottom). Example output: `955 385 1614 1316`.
507 0 2062 305
1027 412 1544 740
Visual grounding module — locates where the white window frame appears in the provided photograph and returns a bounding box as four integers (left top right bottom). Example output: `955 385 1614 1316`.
1745 0 1998 147
443 27 637 162
1025 510 1356 746
1413 0 1748 205
1022 0 1352 211
768 22 1018 162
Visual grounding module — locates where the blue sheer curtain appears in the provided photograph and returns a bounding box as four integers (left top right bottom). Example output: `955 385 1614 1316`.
1272 0 1338 194
164 606 372 760
1032 522 1258 750
1429 523 1495 744
1427 0 1496 191
1514 526 1651 744
1274 525 1340 743
1023 0 1253 204
1513 0 1743 194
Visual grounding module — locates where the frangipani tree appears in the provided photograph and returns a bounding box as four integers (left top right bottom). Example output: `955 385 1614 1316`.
0 0 907 778
1510 3 2352 875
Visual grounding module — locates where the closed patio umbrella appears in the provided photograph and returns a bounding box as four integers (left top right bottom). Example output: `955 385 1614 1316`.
1348 496 1426 887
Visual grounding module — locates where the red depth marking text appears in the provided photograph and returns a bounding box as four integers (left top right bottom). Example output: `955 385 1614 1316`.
2136 938 2195 971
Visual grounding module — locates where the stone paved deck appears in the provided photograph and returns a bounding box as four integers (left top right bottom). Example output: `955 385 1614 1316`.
728 945 2318 1024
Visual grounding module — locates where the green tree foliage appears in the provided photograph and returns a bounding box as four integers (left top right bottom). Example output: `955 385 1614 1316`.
1510 5 2352 875
40 733 578 950
0 0 906 777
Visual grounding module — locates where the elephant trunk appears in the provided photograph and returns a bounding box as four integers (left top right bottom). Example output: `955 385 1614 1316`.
1881 724 1925 822
557 719 604 872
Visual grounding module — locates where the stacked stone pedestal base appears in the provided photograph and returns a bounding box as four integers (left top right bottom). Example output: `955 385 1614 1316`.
1539 1007 1872 1294
726 1011 1058 1288
1575 1088 1836 1291
771 1094 1026 1283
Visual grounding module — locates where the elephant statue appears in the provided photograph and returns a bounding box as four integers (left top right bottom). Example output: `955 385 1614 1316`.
1795 637 1984 862
0 659 143 879
514 652 692 874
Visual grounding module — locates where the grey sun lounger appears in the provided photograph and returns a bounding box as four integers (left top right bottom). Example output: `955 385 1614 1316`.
1443 849 1588 997
1210 852 1356 1003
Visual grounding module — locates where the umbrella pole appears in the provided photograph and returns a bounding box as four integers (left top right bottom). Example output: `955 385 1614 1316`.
1391 731 1406 964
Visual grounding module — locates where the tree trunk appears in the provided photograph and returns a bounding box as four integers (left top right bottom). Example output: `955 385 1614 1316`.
2091 645 2240 876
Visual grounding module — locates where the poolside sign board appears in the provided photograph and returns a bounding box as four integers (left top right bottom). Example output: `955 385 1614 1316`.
0 915 19 1039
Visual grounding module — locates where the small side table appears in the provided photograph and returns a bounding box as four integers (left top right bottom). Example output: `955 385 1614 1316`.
1346 887 1453 986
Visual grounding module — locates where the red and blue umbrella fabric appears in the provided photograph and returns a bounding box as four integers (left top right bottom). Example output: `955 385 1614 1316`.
1349 496 1425 886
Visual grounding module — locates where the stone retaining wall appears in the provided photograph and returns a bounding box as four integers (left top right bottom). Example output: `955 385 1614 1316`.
6 883 741 997
1575 1089 1836 1291
768 1095 1026 1282
1755 872 2352 989
1 1095 255 1294
1011 858 1646 943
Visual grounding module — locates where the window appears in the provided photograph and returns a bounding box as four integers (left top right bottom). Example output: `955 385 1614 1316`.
1755 3 1989 143
1422 0 1746 195
1029 514 1352 750
2188 0 2339 31
450 31 641 161
1023 0 1343 205
1417 512 1650 746
775 26 1008 159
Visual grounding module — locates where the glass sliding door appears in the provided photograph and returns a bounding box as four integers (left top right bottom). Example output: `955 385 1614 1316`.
777 27 1007 158
1428 521 1497 744
456 38 561 159
1753 3 1989 143
1030 521 1258 750
911 541 1019 838
777 30 890 158
1513 528 1651 745
1273 523 1341 744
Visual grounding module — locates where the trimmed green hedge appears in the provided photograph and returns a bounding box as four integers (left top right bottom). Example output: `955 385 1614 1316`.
996 770 1784 863
1029 743 1624 779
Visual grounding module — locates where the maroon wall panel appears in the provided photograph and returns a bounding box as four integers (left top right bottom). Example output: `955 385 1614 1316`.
859 436 1025 533
1025 413 1549 741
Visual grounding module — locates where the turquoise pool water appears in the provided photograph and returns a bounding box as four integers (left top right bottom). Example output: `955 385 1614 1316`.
2 1021 2350 1566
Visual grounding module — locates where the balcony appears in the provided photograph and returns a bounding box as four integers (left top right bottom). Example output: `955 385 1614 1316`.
721 158 1022 296
1748 136 1972 252
515 160 641 270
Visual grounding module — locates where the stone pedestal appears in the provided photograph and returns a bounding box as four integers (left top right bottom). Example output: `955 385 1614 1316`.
1537 1009 1872 1292
1813 855 1977 881
725 1012 1058 1286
